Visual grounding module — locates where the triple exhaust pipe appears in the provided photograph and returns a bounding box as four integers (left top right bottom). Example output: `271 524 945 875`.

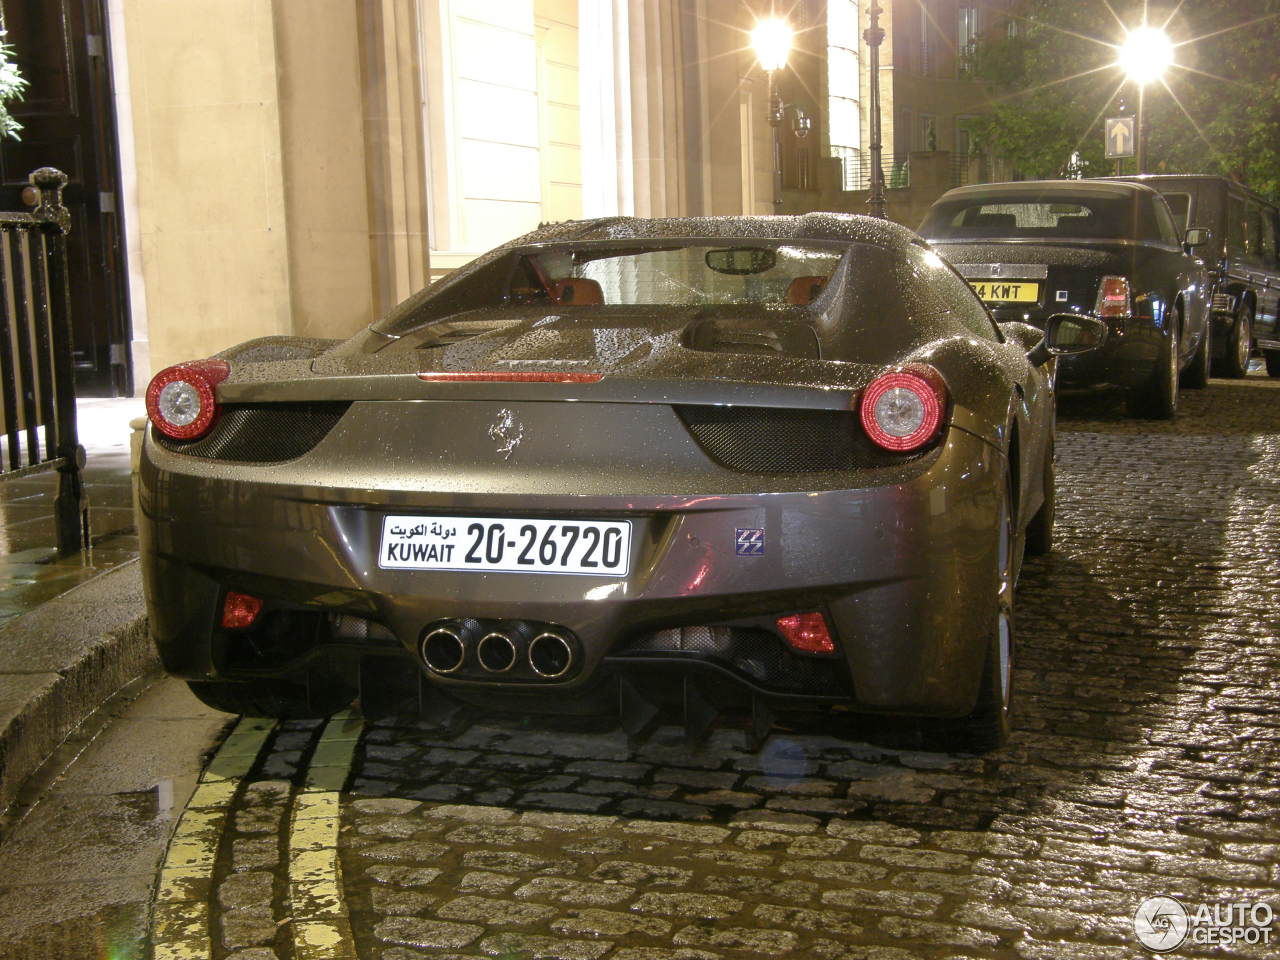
421 620 576 681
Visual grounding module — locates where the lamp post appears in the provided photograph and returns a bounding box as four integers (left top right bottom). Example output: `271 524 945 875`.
1117 25 1173 174
864 2 887 219
751 17 793 213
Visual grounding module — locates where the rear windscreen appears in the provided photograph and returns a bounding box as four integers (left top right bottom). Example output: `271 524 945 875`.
921 193 1156 241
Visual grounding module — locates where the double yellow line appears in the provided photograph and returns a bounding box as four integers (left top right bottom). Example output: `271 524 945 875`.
150 711 363 959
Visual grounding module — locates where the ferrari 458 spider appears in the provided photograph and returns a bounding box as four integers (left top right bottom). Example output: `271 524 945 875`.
139 214 1102 751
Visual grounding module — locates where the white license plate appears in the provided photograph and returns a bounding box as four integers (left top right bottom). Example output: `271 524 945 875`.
378 515 632 576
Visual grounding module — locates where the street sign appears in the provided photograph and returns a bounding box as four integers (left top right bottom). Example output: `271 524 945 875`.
1105 117 1135 159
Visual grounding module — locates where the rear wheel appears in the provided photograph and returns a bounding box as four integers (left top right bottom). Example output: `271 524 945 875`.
187 675 355 718
1181 310 1211 389
1127 308 1179 419
1266 351 1280 378
1217 304 1253 378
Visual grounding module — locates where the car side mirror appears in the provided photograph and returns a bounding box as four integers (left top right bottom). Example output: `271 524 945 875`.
1027 313 1108 366
1184 227 1210 251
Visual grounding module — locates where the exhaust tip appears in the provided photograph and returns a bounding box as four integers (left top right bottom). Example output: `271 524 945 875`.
528 631 574 679
477 632 518 673
421 625 466 674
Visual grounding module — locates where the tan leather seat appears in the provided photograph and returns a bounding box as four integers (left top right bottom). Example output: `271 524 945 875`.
786 275 827 305
549 278 604 305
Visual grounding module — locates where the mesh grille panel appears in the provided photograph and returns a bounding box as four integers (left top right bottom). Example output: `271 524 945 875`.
619 626 850 696
154 402 350 463
676 405 912 473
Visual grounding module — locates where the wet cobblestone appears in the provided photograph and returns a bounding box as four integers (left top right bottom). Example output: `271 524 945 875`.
201 380 1280 958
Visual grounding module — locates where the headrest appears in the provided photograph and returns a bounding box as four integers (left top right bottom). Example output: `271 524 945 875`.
787 275 828 305
549 278 604 305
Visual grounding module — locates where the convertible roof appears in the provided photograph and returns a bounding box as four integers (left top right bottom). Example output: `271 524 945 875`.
509 213 922 250
938 179 1162 203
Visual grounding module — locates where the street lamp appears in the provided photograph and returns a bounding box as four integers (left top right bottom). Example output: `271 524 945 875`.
864 2 887 219
1117 25 1173 174
751 17 793 212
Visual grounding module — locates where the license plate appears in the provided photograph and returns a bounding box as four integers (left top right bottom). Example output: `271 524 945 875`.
378 515 631 576
970 280 1040 303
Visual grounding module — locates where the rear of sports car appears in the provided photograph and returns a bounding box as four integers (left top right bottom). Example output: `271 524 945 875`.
137 224 1015 746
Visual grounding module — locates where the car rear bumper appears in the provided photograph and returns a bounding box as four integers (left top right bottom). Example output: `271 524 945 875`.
139 412 1006 719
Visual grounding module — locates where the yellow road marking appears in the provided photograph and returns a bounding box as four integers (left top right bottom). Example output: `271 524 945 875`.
149 716 277 960
288 710 362 958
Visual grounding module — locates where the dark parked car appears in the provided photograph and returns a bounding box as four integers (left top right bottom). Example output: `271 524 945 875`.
138 214 1100 751
1107 174 1280 378
919 180 1212 418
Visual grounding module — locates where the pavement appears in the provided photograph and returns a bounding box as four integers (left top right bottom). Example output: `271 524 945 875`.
0 398 152 820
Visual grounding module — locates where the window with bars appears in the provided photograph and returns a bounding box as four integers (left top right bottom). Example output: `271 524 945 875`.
959 6 980 76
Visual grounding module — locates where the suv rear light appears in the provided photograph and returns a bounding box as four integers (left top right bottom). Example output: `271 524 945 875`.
858 365 947 452
776 612 835 654
145 359 230 440
1095 276 1131 318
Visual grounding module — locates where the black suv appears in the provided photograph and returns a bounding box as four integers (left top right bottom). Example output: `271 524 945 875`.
1107 175 1280 378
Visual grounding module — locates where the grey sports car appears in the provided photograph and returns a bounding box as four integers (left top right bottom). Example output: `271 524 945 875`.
138 214 1101 751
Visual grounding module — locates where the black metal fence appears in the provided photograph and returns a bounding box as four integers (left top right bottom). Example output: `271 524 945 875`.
831 149 914 192
0 168 85 553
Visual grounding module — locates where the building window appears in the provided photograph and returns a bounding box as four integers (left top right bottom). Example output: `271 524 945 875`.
959 6 980 76
921 115 938 152
827 0 863 189
920 1 933 76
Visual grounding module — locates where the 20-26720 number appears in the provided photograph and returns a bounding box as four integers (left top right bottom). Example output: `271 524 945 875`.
379 515 631 576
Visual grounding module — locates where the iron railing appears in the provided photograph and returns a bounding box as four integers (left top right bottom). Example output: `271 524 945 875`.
0 168 86 553
831 149 913 192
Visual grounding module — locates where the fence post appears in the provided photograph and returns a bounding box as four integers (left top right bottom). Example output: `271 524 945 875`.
31 167 87 553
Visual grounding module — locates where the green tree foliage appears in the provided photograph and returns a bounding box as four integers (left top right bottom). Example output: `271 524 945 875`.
969 0 1280 199
0 31 26 140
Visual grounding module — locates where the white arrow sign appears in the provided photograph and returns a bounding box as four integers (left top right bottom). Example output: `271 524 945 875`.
1105 117 1135 158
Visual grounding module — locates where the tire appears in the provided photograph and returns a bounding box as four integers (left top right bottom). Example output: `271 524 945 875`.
932 480 1014 753
1127 306 1179 419
1024 439 1054 557
1181 309 1211 389
1217 304 1253 378
1266 351 1280 378
187 676 355 718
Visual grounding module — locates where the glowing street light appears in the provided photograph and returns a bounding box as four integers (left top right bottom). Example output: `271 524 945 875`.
750 17 793 73
752 17 793 211
1118 25 1174 86
1117 25 1173 173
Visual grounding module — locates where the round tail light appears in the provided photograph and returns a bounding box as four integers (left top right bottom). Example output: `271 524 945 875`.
145 359 231 440
859 365 947 452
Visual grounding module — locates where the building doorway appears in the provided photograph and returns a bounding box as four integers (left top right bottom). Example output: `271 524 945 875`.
0 0 131 397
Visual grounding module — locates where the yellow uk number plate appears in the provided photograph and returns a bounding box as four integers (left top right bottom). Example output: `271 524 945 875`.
970 280 1040 303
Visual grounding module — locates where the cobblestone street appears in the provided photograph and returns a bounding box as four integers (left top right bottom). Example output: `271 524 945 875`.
205 378 1280 959
1 379 1277 960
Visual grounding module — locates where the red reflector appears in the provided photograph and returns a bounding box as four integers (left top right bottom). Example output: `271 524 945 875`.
221 591 263 630
776 612 835 654
417 371 603 383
